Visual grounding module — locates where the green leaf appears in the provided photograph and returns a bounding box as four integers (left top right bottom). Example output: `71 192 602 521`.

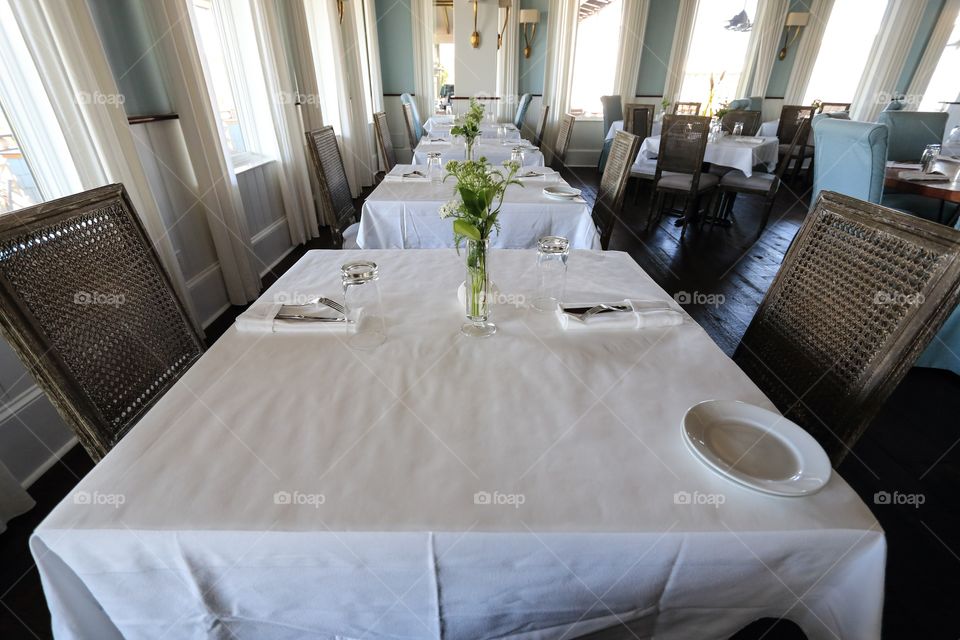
453 219 482 241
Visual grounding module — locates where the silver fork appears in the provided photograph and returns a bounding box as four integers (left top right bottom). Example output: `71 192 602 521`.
280 297 345 315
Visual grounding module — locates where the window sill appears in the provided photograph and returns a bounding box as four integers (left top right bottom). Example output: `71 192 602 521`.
232 152 274 174
572 115 604 122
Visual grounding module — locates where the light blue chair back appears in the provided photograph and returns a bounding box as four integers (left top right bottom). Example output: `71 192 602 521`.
598 95 624 172
748 96 763 111
400 93 423 141
514 93 532 129
882 98 904 111
916 215 960 375
728 98 751 110
812 118 887 204
876 111 948 162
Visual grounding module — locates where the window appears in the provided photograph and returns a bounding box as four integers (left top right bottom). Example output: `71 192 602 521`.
802 0 887 105
193 0 248 154
919 10 960 111
435 4 454 112
568 0 624 118
0 107 39 214
679 0 759 111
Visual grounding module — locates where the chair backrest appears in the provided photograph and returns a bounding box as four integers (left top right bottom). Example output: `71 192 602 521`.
305 126 356 244
776 105 815 144
812 118 888 204
554 114 575 166
533 104 550 149
592 130 641 249
727 98 751 110
373 111 396 172
673 101 701 116
720 110 762 136
819 102 851 114
748 96 763 111
514 93 533 129
656 115 712 176
876 111 949 162
734 190 960 465
600 95 624 139
772 118 811 189
401 103 420 149
399 93 422 140
623 103 654 140
0 184 205 460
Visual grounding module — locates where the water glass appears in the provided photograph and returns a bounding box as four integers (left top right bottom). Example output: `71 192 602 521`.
511 147 525 165
533 236 569 312
733 121 744 137
426 152 443 183
341 260 385 349
497 124 506 145
921 144 941 173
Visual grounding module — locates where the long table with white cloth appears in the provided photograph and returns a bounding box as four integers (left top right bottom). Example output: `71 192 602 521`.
413 138 545 166
358 165 600 249
423 115 522 141
32 249 884 640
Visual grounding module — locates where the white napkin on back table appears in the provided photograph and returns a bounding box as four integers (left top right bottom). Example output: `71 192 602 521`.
236 303 348 334
556 299 684 331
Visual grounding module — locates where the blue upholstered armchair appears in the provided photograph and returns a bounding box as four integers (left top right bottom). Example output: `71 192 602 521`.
812 118 888 203
876 111 948 162
598 95 624 172
514 93 533 129
727 98 751 110
400 93 423 141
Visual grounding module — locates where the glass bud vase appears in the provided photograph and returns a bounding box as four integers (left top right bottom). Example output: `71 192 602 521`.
461 238 496 337
465 139 475 162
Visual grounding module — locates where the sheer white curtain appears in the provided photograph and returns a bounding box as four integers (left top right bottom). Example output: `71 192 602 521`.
738 0 790 98
613 0 649 100
411 0 435 122
7 0 200 324
496 2 521 122
662 0 699 104
907 0 960 110
0 457 33 535
541 0 579 164
783 0 836 104
251 0 320 244
852 0 923 121
341 0 379 188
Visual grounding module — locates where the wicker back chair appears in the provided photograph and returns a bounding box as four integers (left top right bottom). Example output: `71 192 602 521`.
735 191 960 466
720 110 762 136
533 105 550 149
648 115 716 236
592 130 641 249
553 114 575 168
401 103 420 149
0 184 204 461
818 102 851 114
673 101 701 116
777 105 815 180
305 126 357 248
623 104 654 140
373 111 396 173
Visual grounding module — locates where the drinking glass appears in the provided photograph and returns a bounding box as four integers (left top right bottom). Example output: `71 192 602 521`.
733 121 744 137
426 152 443 183
341 260 385 349
497 124 506 145
511 147 525 165
532 236 569 312
921 144 941 173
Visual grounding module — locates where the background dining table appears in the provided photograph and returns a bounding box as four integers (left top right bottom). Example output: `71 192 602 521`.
32 249 884 640
358 165 600 249
423 115 522 142
412 138 545 167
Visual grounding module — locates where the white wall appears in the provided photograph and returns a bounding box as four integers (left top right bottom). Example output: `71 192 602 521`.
453 0 498 96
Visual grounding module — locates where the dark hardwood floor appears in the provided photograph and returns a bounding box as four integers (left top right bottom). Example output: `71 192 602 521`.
1 167 957 639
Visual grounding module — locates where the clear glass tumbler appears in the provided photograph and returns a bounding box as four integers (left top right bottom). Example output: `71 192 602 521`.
511 147 525 165
497 124 506 145
733 121 744 136
532 236 569 312
341 260 385 349
426 152 443 183
921 144 941 173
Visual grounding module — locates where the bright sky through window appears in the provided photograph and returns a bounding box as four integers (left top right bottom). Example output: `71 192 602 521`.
194 0 247 153
569 0 624 118
919 10 960 111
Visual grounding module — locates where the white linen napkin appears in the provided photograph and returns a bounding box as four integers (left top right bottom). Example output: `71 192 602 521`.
236 303 348 334
418 138 450 146
730 137 765 146
517 168 559 182
556 300 684 331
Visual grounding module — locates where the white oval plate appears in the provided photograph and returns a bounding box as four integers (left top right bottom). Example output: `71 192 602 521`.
682 400 831 497
543 185 581 199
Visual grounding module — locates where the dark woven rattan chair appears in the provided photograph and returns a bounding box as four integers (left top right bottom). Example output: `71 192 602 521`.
673 102 701 116
0 184 205 461
623 104 654 139
592 130 641 250
553 114 575 169
734 191 960 466
373 111 396 174
714 119 810 238
401 103 420 150
648 115 716 237
720 110 762 136
305 126 358 249
533 105 550 149
818 102 851 114
777 105 815 180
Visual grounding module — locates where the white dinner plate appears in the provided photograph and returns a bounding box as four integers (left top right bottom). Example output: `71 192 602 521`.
543 185 581 199
682 400 831 497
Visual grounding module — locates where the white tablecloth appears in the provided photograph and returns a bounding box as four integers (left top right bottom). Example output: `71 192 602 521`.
33 250 884 640
605 119 663 142
424 116 521 142
413 140 544 167
359 165 600 249
641 135 779 177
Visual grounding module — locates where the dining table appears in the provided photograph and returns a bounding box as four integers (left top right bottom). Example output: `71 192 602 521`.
884 164 960 205
358 164 600 249
413 138 544 167
32 248 884 640
423 115 522 142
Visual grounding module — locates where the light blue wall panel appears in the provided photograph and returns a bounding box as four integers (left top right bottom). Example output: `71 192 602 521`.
375 0 416 94
518 0 549 95
897 0 947 94
635 0 681 96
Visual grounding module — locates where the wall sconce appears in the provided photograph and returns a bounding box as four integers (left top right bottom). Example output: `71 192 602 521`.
469 0 480 48
778 11 809 60
519 9 539 59
497 0 511 50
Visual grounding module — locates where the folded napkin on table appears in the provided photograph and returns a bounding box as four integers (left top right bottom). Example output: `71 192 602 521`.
897 170 950 182
730 137 765 146
383 170 429 183
517 168 559 182
235 302 347 334
556 300 684 331
418 139 450 146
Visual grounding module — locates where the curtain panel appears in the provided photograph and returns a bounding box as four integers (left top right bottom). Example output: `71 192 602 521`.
739 0 790 99
783 0 836 104
613 0 650 100
496 2 521 123
907 0 960 109
852 0 925 121
662 0 699 104
411 0 435 125
541 0 579 165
